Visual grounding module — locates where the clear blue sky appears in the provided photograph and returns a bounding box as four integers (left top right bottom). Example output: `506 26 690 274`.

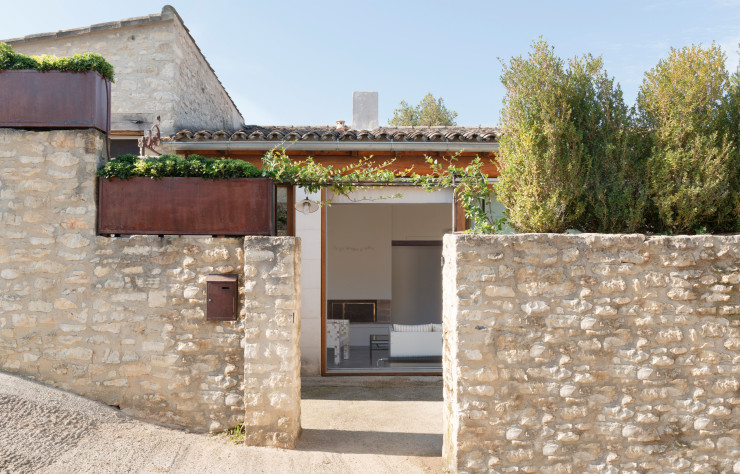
2 1 739 127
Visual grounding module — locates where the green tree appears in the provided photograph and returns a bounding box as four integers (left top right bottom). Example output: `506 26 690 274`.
725 48 740 228
388 93 458 126
569 55 650 233
637 44 737 233
495 39 645 233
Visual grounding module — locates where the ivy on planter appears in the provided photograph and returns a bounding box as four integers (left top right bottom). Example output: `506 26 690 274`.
98 154 261 180
99 151 506 233
0 42 115 82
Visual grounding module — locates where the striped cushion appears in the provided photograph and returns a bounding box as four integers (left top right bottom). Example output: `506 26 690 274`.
393 323 434 332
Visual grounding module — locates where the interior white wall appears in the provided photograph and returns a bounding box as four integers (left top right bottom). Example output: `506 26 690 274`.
326 203 448 328
391 246 443 325
392 204 451 239
326 204 393 300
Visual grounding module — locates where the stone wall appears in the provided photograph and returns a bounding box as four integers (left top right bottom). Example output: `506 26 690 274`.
0 129 300 438
172 17 243 132
242 236 302 448
443 233 740 473
8 6 242 135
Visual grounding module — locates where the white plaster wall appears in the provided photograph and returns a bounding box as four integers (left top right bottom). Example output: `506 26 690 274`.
295 188 322 375
326 203 450 300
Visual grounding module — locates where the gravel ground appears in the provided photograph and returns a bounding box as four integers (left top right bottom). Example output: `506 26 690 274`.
0 373 443 473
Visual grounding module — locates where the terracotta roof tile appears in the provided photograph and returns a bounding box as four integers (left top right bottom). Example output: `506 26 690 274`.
170 125 500 143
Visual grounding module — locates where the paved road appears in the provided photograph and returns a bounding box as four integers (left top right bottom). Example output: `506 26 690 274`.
0 373 443 473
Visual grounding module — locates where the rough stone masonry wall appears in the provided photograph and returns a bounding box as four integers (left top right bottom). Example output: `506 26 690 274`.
172 17 243 132
0 129 301 438
242 236 302 448
443 233 740 473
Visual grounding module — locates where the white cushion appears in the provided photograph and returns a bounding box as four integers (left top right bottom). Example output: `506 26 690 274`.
393 323 433 332
390 331 443 357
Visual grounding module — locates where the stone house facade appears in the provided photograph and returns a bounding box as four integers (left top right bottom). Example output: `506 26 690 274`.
3 5 243 152
165 123 502 376
3 5 504 377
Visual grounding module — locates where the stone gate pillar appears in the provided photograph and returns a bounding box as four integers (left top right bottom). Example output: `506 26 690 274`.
241 236 302 448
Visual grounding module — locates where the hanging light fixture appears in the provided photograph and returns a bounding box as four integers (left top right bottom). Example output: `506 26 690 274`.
295 197 319 214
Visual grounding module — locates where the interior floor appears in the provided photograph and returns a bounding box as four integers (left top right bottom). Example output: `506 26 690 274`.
326 346 442 374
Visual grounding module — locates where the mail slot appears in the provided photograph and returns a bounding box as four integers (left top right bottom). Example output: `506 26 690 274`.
206 274 238 321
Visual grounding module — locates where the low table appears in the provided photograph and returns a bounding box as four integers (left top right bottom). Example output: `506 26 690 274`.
369 334 389 357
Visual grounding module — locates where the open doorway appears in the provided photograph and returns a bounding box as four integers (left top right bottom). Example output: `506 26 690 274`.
324 197 449 374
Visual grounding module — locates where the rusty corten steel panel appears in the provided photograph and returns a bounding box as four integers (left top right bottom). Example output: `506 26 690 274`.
98 177 275 236
0 70 110 133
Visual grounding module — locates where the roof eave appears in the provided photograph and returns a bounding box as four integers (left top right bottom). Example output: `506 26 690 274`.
164 140 499 153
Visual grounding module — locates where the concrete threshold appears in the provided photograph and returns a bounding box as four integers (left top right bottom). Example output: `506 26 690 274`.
302 375 442 388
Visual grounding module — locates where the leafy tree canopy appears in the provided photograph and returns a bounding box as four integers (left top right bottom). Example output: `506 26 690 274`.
388 93 458 126
495 39 647 233
637 43 739 233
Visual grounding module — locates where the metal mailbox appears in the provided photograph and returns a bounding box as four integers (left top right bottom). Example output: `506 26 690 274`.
206 274 238 321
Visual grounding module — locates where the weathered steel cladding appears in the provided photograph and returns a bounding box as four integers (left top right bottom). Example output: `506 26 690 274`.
0 70 110 133
97 177 275 236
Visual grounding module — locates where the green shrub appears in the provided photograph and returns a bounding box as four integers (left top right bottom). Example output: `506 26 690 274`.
97 154 262 180
0 42 114 82
637 44 737 233
495 40 584 233
496 39 647 233
567 55 650 233
726 65 740 228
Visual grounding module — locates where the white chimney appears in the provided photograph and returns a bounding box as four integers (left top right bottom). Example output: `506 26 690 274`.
352 91 378 130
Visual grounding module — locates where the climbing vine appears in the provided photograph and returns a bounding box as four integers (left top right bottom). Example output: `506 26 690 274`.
98 150 506 233
411 155 505 234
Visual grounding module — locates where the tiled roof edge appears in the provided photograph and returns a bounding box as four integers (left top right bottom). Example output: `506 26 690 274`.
169 125 501 143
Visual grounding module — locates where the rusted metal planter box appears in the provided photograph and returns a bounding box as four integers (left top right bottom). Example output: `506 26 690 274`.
0 70 110 133
98 177 275 236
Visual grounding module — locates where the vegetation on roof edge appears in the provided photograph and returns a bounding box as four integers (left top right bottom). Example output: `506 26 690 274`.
0 42 115 82
98 154 262 180
98 151 503 234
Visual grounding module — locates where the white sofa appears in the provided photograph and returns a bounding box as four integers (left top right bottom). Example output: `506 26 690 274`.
389 323 442 358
